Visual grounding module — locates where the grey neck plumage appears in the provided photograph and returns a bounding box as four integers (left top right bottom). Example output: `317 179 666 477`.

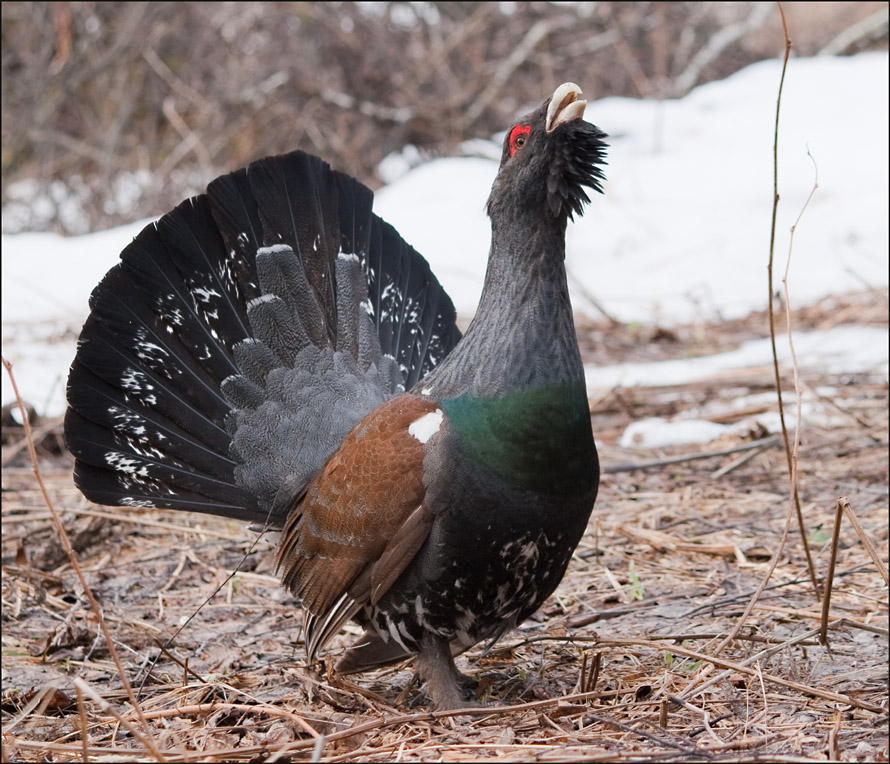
418 211 584 401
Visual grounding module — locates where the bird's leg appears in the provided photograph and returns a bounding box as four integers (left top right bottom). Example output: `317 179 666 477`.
414 633 476 710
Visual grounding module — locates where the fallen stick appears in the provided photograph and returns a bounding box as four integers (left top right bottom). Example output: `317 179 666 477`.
603 434 781 473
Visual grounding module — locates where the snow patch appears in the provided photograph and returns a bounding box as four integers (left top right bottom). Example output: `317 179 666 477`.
620 418 732 449
375 53 888 322
585 326 889 393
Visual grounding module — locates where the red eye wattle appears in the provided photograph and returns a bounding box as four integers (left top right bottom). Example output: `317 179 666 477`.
509 125 531 157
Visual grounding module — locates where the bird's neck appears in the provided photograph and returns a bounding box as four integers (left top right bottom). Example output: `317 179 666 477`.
419 213 596 496
421 214 584 398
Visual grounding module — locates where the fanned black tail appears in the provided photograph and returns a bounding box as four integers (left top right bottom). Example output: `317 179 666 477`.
65 150 461 527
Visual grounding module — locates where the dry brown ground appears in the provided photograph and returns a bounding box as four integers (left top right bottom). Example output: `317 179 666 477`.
2 290 887 762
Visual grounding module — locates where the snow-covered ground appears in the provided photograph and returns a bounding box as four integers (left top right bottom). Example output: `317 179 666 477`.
594 325 889 449
375 52 888 322
2 53 887 449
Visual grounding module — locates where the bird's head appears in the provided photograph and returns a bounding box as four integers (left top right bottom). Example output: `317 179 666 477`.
487 82 608 224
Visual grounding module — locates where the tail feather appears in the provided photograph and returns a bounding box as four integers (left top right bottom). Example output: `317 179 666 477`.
332 170 375 265
122 201 252 365
205 166 264 297
66 410 258 515
253 245 322 357
71 455 257 519
365 220 461 389
66 368 233 478
334 253 367 363
245 153 341 341
336 629 413 675
66 149 461 527
73 293 232 452
245 293 307 368
232 338 279 387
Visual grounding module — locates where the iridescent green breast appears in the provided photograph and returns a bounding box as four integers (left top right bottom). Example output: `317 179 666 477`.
440 383 597 495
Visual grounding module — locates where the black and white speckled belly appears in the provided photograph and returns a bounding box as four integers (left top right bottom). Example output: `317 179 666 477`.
365 525 577 655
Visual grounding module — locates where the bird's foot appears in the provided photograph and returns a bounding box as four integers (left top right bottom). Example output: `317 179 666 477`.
415 636 479 710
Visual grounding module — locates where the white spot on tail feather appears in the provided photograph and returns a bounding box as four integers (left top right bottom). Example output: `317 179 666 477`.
408 409 443 444
257 244 293 256
247 294 278 310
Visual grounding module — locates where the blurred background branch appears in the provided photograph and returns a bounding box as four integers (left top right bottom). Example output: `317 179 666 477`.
2 1 886 234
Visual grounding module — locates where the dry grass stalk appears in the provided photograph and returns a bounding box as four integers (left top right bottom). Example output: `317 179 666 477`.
820 499 846 646
764 1 821 602
838 497 890 585
604 434 781 474
597 636 885 714
2 356 165 762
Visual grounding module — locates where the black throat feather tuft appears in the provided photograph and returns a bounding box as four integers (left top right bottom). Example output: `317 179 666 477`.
547 120 608 220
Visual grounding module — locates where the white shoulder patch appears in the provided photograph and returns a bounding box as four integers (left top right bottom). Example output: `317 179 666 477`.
408 409 443 444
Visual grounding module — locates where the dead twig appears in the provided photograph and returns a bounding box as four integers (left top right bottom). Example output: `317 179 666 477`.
1 355 165 762
75 682 89 764
665 694 722 744
838 496 889 586
135 527 272 695
119 701 321 739
47 504 250 542
674 627 822 705
150 637 209 685
612 524 741 558
764 1 821 604
604 434 781 473
820 499 845 646
578 712 701 754
828 707 844 760
598 635 886 714
703 7 821 668
576 650 601 694
681 563 877 618
73 678 165 759
709 443 770 478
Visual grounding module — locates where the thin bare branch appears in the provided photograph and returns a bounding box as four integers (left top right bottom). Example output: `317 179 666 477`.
462 17 568 129
820 499 845 645
839 497 890 585
764 2 822 603
1 356 165 761
819 5 890 55
673 3 774 95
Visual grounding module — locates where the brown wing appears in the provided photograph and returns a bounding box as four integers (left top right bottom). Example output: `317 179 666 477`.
276 394 440 659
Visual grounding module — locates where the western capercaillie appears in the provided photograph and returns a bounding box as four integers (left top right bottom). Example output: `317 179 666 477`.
65 82 607 709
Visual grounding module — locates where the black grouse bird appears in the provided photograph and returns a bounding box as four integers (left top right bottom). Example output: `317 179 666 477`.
65 83 607 709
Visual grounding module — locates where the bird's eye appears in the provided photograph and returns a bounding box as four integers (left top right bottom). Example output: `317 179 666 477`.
509 125 531 157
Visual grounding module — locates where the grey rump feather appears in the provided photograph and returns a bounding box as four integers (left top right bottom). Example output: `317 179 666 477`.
224 246 404 517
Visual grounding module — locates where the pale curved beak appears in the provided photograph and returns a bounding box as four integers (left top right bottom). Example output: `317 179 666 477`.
546 82 587 133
